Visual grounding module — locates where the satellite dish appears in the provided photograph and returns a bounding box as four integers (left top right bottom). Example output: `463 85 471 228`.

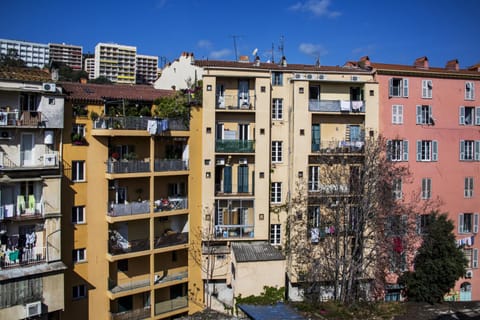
252 48 258 56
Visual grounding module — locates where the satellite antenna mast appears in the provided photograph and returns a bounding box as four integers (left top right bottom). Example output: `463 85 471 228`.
231 35 243 61
278 35 285 58
271 42 275 63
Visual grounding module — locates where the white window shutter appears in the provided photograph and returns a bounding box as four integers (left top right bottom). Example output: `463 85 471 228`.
475 107 480 125
474 248 479 268
459 213 464 233
474 213 479 234
475 141 480 161
459 106 465 125
460 140 465 160
422 80 427 98
428 105 433 124
403 140 409 161
392 105 397 123
403 79 409 97
432 140 438 161
416 105 422 124
416 140 422 161
398 105 403 123
389 78 393 97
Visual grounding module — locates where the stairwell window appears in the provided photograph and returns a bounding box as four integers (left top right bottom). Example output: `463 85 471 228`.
460 140 480 161
465 82 475 100
421 178 432 199
389 78 409 97
271 182 282 204
72 161 85 182
416 140 438 161
465 177 474 198
422 80 433 98
272 98 283 120
272 141 283 163
270 224 281 245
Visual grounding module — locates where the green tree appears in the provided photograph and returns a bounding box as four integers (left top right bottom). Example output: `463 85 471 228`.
399 212 467 303
0 49 27 67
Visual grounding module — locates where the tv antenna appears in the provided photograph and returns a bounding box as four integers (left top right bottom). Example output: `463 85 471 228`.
231 35 243 61
278 35 285 58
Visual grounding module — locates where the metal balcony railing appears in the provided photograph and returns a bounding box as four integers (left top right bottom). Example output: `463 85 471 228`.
214 225 254 238
154 159 188 172
154 232 188 249
215 139 255 153
108 201 150 217
311 140 365 154
216 94 255 110
108 236 150 255
108 277 150 294
309 100 365 113
110 306 151 320
153 197 188 212
106 160 150 173
154 296 188 315
0 246 46 269
93 117 189 131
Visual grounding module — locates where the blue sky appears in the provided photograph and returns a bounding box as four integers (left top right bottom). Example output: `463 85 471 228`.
1 0 479 68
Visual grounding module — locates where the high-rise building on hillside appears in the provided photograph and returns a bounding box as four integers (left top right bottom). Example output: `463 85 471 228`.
49 43 83 70
94 43 137 84
0 39 49 68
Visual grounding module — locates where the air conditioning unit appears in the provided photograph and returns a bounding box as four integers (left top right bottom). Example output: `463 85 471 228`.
42 83 56 92
239 158 248 165
466 270 473 278
318 74 326 80
44 153 57 166
216 158 225 165
26 301 42 317
294 73 305 80
0 131 11 139
306 74 314 80
351 76 359 81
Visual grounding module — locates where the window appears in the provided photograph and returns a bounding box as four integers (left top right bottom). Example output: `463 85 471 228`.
309 86 320 101
416 105 433 124
308 206 321 243
392 105 403 124
387 140 409 161
272 72 283 86
460 140 480 161
48 97 55 105
350 87 363 101
271 182 282 203
118 259 128 272
422 79 433 98
416 214 431 234
459 106 480 125
271 141 283 163
72 206 85 224
465 81 475 100
389 245 407 272
465 177 474 198
386 215 407 236
389 78 409 97
72 124 86 137
464 248 479 268
421 178 431 199
308 166 320 191
459 213 479 234
270 224 281 245
73 248 86 263
272 98 283 120
416 140 438 161
72 161 85 182
72 284 86 299
392 178 402 200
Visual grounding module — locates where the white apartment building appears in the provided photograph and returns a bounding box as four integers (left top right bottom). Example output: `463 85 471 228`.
0 39 49 68
94 43 136 84
83 57 95 79
136 54 158 84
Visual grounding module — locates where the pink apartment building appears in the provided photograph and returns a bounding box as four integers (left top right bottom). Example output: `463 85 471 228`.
360 56 480 301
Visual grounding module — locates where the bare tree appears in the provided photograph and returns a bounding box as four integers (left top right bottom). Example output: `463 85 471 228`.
286 135 438 305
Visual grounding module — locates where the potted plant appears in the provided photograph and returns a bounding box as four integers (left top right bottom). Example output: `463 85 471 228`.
71 133 87 145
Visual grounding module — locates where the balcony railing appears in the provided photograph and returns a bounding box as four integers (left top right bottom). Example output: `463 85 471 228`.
214 225 254 238
154 296 188 316
110 306 151 320
108 277 150 294
106 160 150 173
312 140 365 154
154 232 188 249
154 159 188 172
154 197 188 212
216 94 255 110
215 140 255 153
108 201 150 217
154 270 188 286
0 151 59 169
0 246 46 269
0 197 43 219
108 235 150 255
93 117 188 132
309 100 365 113
215 184 253 196
0 111 43 127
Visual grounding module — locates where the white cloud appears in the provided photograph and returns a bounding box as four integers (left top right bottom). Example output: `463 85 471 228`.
299 43 328 57
290 0 341 18
209 49 231 59
197 40 212 49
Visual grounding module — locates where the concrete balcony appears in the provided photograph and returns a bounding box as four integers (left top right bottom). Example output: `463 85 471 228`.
311 140 365 154
215 140 255 153
107 201 151 218
309 100 365 113
110 306 151 320
154 159 188 172
154 296 188 316
0 246 46 269
216 94 255 110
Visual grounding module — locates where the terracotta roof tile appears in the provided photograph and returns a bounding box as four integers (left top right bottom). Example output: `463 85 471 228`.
371 62 480 77
0 67 52 83
60 82 174 103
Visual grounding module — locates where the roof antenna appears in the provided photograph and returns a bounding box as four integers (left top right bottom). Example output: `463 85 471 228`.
278 35 285 59
231 35 243 61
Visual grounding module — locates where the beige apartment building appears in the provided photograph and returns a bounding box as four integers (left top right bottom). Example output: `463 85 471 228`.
0 67 65 319
60 82 203 319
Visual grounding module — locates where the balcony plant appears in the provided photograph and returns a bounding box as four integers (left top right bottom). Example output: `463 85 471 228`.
71 133 87 145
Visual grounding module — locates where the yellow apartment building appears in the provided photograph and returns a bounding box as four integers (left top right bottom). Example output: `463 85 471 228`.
60 82 203 319
0 67 65 319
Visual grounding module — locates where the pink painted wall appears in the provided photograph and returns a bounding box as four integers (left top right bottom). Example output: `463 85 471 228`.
377 68 480 300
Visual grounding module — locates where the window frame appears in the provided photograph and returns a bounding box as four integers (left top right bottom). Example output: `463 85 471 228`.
271 141 283 163
270 224 281 245
465 177 474 198
73 248 86 263
272 98 283 120
272 72 283 86
465 81 475 100
459 213 479 234
392 178 403 200
392 105 404 124
421 178 432 199
389 78 409 97
271 182 282 204
72 160 86 182
460 140 480 161
308 166 320 191
388 139 409 162
72 206 86 224
72 284 87 300
422 79 433 99
416 140 438 162
416 105 433 125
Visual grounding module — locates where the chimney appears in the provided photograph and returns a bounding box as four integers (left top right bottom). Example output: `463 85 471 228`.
468 63 480 72
80 77 88 84
238 55 249 63
445 59 459 71
280 56 287 67
254 55 260 66
414 56 429 69
359 56 371 68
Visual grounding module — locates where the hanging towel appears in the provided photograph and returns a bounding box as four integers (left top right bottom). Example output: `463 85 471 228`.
340 100 351 111
17 195 25 215
28 195 35 210
147 120 157 135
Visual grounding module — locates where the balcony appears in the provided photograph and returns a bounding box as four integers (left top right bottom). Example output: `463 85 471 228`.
154 296 188 316
0 196 44 220
309 100 365 113
108 231 149 256
0 111 43 127
108 276 150 295
312 140 365 154
154 159 188 172
154 232 188 249
216 94 255 110
215 140 255 153
154 197 188 212
110 306 151 320
93 117 188 132
108 201 150 217
0 246 46 269
214 225 254 239
106 160 150 174
0 151 59 169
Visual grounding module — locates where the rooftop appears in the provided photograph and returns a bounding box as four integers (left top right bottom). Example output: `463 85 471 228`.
232 242 284 263
0 66 52 83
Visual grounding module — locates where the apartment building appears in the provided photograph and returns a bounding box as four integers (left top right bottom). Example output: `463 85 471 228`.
363 56 480 301
94 43 137 84
0 67 65 319
49 43 83 70
0 39 49 68
83 57 95 80
136 54 159 84
183 55 378 305
60 82 201 319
